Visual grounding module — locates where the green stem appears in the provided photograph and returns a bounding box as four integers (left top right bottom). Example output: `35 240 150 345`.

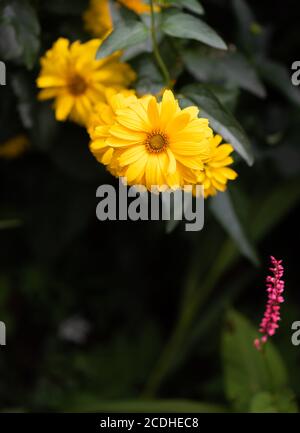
149 0 171 87
142 308 189 397
261 348 279 407
142 240 236 397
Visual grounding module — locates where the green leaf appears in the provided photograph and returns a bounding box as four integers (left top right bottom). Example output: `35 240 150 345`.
223 310 298 413
210 191 259 265
66 398 227 413
109 1 137 26
0 21 22 62
249 391 297 413
131 55 164 95
258 59 300 107
1 0 40 69
181 84 254 165
161 11 227 50
183 48 266 98
96 21 149 59
202 85 240 112
162 0 204 15
249 392 277 413
11 72 35 129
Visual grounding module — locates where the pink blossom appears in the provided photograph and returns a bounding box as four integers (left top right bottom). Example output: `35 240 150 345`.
254 256 284 350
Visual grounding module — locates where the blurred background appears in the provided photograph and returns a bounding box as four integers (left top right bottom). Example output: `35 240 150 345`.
0 0 299 412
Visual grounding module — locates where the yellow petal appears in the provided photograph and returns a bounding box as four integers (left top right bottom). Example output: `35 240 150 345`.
118 145 147 167
219 167 238 180
90 139 108 151
159 90 178 128
175 154 204 170
212 170 227 184
211 134 223 147
145 154 159 190
209 157 233 168
165 112 191 135
211 178 227 191
106 136 133 148
147 96 160 129
170 140 210 157
213 144 234 160
55 94 74 120
166 148 177 175
116 110 148 131
110 125 145 143
182 105 199 119
125 154 148 183
101 148 114 165
37 76 66 88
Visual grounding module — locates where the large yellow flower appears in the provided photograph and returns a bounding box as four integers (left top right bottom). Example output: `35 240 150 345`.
196 134 238 198
84 0 158 38
89 90 213 191
88 89 137 169
37 38 136 125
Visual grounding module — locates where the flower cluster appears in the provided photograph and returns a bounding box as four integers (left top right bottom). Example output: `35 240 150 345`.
36 2 238 197
88 89 237 195
254 256 285 350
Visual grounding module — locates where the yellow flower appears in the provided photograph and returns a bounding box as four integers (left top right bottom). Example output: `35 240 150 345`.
90 89 213 191
89 89 137 170
83 0 159 38
0 134 29 159
118 0 153 14
83 0 112 39
37 38 136 125
196 134 238 198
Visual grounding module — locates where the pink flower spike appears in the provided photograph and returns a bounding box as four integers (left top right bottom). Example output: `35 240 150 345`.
253 256 285 350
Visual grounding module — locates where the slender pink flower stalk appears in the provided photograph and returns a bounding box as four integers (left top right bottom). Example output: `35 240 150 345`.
254 256 285 351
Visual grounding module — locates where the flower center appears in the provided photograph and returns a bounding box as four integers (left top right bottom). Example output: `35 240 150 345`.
68 74 87 96
145 131 168 153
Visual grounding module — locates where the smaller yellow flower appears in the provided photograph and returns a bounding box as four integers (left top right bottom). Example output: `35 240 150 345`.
37 38 136 125
88 89 138 170
0 134 29 159
196 134 238 198
83 0 159 38
118 0 153 14
83 0 112 39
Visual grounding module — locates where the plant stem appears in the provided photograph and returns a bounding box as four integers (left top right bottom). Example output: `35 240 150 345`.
143 241 236 397
149 0 171 87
